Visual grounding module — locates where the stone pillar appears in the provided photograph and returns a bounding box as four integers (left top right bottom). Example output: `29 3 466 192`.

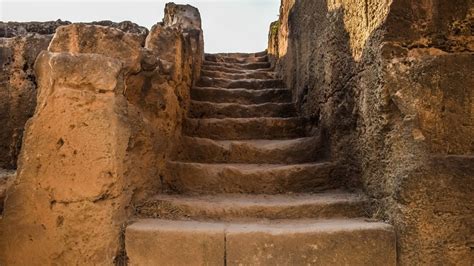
0 52 132 265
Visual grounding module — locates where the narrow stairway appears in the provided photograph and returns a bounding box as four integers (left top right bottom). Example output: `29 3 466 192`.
125 51 396 265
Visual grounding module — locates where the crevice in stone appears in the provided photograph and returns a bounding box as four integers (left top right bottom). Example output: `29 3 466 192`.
224 230 228 266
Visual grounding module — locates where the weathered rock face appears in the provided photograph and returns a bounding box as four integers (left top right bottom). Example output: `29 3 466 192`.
49 24 146 73
0 20 148 38
270 0 473 264
0 20 149 171
0 169 15 214
1 51 131 265
1 3 203 264
0 20 71 37
0 34 52 170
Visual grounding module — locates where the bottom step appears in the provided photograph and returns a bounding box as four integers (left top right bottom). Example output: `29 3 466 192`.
126 219 396 266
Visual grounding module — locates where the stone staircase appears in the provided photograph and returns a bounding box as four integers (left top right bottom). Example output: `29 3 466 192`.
125 52 396 265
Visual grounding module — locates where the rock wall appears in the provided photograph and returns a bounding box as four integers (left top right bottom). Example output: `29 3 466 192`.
269 0 473 264
0 3 203 264
0 20 149 171
0 34 52 170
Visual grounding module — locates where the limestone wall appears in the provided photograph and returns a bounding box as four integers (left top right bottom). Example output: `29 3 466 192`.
0 3 203 264
269 0 473 264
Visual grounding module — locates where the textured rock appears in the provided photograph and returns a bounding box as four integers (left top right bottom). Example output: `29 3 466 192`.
49 24 145 73
163 3 202 30
270 0 473 264
0 35 52 169
0 169 15 214
0 20 71 37
0 52 130 265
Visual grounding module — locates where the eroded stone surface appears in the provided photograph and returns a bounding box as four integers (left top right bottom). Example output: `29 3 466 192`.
136 192 368 221
0 169 15 214
0 4 204 265
269 0 473 264
0 35 52 169
0 52 130 265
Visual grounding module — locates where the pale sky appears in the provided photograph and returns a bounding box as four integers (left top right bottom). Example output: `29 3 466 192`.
0 0 280 53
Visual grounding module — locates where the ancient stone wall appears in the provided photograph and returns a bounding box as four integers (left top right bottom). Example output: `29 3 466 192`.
0 20 149 171
0 3 203 264
269 0 473 264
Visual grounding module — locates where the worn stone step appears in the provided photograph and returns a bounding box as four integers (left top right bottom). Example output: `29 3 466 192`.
201 69 276 80
191 87 292 105
135 192 368 221
208 51 267 58
202 64 272 74
183 117 306 140
203 60 272 70
176 136 324 164
125 218 396 266
189 101 296 118
197 77 285 90
165 161 338 194
205 53 268 64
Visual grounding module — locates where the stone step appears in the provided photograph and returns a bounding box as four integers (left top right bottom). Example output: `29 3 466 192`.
205 53 268 64
125 218 396 266
197 77 285 90
189 101 296 118
207 51 268 58
135 192 368 221
183 117 306 140
202 64 272 74
176 136 324 164
191 87 292 105
165 161 338 194
201 69 276 80
203 60 272 70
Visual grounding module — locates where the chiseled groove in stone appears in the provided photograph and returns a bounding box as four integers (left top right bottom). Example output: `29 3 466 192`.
183 117 306 140
189 101 296 118
191 87 292 105
135 192 368 221
177 136 324 164
165 161 338 194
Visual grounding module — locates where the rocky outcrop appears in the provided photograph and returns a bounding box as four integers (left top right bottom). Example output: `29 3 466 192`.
269 0 473 264
0 3 203 265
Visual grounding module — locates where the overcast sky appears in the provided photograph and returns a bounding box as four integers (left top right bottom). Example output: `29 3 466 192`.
0 0 280 53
